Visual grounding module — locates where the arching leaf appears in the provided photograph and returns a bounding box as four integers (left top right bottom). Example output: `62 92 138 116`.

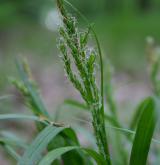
39 146 106 165
18 125 66 165
129 97 157 165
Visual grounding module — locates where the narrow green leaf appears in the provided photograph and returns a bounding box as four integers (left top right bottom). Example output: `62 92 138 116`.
39 146 79 165
83 148 107 165
130 98 149 130
48 127 90 165
0 132 23 161
0 131 27 149
2 145 20 161
129 97 157 165
39 146 106 165
18 125 66 165
62 127 80 145
0 114 48 125
59 127 85 165
106 125 160 144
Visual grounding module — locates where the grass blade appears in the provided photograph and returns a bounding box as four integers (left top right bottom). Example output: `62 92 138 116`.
130 98 149 130
0 131 27 149
50 127 91 165
129 97 157 165
105 125 160 144
83 148 107 165
39 146 79 165
2 145 21 161
0 131 25 161
0 114 48 125
39 146 106 165
18 125 66 165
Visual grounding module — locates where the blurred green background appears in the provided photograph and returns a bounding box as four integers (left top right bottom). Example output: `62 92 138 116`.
0 0 160 163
